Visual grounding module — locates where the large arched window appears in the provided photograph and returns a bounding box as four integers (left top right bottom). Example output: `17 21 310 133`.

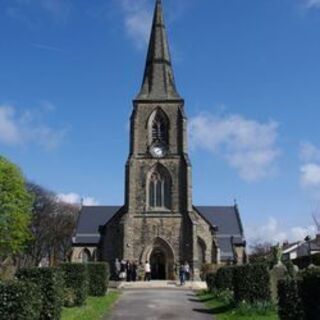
148 108 169 145
81 248 91 263
148 165 171 209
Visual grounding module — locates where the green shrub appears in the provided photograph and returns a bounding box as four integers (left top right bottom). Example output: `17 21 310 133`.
213 288 234 305
16 267 64 320
237 301 276 316
215 266 234 291
0 280 42 320
201 263 218 281
278 278 304 320
233 264 271 304
60 263 88 307
292 253 320 269
87 262 109 296
205 272 216 292
300 268 320 320
283 260 297 278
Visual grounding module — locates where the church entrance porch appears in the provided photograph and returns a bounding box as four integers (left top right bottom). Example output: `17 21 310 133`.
150 248 166 280
142 237 175 280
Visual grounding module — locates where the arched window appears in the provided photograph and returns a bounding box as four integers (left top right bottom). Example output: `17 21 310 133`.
81 248 91 263
149 108 169 145
197 238 206 266
152 114 167 143
148 166 171 209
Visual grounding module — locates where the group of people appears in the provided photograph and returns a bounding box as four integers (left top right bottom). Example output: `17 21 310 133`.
115 258 192 285
115 259 152 282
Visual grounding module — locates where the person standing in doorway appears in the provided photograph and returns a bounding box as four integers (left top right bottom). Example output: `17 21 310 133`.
126 260 132 282
179 263 185 286
184 262 190 281
144 261 151 281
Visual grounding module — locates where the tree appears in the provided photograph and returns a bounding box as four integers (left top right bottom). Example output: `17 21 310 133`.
18 182 79 267
0 156 32 264
249 241 273 264
46 200 79 266
18 183 57 267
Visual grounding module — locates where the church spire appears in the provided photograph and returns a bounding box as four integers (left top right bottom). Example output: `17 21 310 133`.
136 0 182 101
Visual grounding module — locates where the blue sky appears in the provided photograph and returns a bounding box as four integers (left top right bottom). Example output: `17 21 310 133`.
1 0 320 245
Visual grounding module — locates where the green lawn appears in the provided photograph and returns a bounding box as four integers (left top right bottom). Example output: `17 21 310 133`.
61 291 120 320
197 292 279 320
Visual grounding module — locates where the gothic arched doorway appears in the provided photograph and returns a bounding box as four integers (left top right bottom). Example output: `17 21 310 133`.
142 237 175 280
150 248 166 280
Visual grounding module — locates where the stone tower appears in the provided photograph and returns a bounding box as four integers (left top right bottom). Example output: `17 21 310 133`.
73 0 246 280
122 0 195 279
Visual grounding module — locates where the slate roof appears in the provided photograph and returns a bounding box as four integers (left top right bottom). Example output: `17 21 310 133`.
73 206 122 245
73 205 245 261
135 0 181 101
195 206 245 261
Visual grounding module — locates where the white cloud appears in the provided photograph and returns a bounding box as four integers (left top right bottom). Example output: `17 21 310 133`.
291 225 317 240
57 193 99 206
0 106 21 145
300 141 320 162
299 142 320 198
119 0 152 49
189 113 280 182
246 217 317 245
304 0 320 9
300 163 320 187
0 103 67 150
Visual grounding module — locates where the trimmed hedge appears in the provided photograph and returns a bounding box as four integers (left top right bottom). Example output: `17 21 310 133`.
215 266 234 291
206 272 216 292
278 278 304 320
0 281 42 320
60 263 88 307
292 253 320 269
233 264 271 304
16 267 64 320
87 262 110 296
300 268 320 320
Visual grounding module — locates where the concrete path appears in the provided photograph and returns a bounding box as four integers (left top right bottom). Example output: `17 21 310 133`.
107 289 213 320
110 280 207 291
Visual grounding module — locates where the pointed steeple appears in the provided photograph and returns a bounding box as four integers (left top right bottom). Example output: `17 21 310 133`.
136 0 182 101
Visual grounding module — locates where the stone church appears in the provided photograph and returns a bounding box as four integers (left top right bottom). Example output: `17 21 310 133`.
72 0 246 280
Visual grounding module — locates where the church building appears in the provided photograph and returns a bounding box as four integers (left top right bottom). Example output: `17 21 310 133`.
72 0 246 280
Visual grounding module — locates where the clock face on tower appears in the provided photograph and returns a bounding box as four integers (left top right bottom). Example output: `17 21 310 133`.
150 143 167 158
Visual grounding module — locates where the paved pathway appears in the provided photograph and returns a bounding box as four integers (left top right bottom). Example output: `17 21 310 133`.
107 289 213 320
112 280 207 291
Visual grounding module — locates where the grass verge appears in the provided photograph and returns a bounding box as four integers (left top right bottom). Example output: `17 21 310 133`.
61 291 120 320
197 291 279 320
